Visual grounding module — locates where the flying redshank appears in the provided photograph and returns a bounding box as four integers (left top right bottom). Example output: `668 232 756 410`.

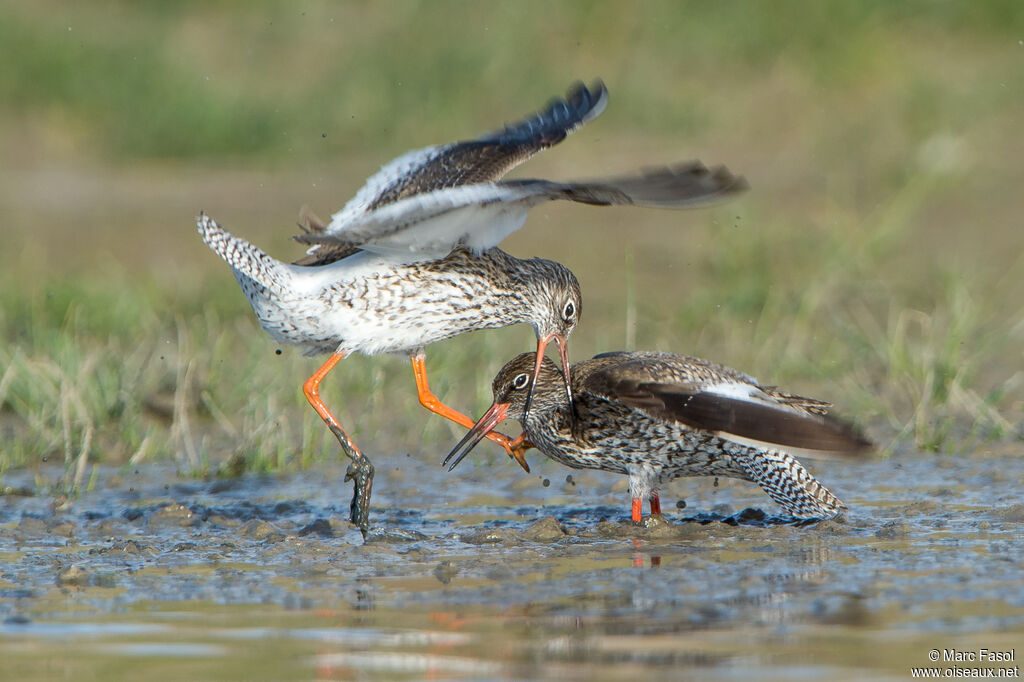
197 81 747 535
445 351 872 521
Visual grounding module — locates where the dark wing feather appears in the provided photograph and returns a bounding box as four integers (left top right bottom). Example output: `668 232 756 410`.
508 162 748 208
636 386 872 455
583 359 870 457
364 80 608 212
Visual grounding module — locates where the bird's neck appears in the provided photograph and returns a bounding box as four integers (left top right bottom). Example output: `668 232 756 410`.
462 248 555 328
521 397 575 451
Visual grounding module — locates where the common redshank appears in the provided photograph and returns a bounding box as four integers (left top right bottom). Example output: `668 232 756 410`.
445 351 872 521
198 81 747 535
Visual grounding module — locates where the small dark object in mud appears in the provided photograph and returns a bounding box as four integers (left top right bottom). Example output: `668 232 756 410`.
433 561 458 584
732 507 767 524
676 500 687 509
239 520 281 540
520 516 566 541
542 478 550 488
148 504 200 529
297 518 334 538
875 521 911 539
102 540 144 555
56 565 89 587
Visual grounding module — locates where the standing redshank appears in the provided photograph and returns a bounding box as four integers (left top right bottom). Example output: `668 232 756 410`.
445 351 872 521
197 81 747 535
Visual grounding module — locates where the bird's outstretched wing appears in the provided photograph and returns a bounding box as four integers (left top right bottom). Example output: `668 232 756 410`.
581 352 872 458
295 162 748 260
295 81 607 266
322 81 606 226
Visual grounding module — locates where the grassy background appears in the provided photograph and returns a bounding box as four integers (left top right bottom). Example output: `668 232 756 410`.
1 1 1022 485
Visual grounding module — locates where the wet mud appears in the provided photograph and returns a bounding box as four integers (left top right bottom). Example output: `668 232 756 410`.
1 448 1023 680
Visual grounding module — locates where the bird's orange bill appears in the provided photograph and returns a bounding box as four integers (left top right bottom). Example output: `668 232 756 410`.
443 401 510 472
411 354 530 472
524 333 572 423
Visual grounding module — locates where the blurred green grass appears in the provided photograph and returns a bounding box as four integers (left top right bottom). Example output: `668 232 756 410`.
1 1 1022 484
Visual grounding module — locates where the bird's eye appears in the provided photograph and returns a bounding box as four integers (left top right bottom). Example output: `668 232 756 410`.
562 300 576 322
512 373 530 390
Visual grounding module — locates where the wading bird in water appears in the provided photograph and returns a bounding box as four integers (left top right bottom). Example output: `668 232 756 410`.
197 81 747 535
446 352 872 521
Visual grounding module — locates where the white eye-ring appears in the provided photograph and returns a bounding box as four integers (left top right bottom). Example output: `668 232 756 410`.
562 300 576 322
512 373 530 390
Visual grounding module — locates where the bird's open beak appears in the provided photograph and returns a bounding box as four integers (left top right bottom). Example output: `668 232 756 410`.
443 401 510 472
523 333 573 423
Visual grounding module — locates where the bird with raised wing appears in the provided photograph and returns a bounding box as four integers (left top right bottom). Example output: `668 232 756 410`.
198 80 747 535
446 351 872 521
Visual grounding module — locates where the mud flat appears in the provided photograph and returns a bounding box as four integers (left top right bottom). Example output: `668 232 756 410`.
1 449 1022 680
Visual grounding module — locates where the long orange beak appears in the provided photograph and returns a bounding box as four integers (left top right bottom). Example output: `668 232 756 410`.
523 333 573 423
443 401 510 472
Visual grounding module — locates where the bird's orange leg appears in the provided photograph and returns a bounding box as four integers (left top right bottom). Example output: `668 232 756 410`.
631 498 644 524
303 351 374 535
411 352 533 472
649 490 662 515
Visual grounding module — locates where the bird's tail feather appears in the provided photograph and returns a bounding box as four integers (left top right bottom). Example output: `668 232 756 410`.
196 213 293 295
741 449 846 519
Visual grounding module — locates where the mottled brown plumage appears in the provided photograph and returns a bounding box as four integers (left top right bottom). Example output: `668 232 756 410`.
446 352 872 521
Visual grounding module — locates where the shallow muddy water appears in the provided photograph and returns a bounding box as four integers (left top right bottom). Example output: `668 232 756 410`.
1 447 1023 681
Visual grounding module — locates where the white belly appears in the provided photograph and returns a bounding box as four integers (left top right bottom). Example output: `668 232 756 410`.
243 251 517 357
